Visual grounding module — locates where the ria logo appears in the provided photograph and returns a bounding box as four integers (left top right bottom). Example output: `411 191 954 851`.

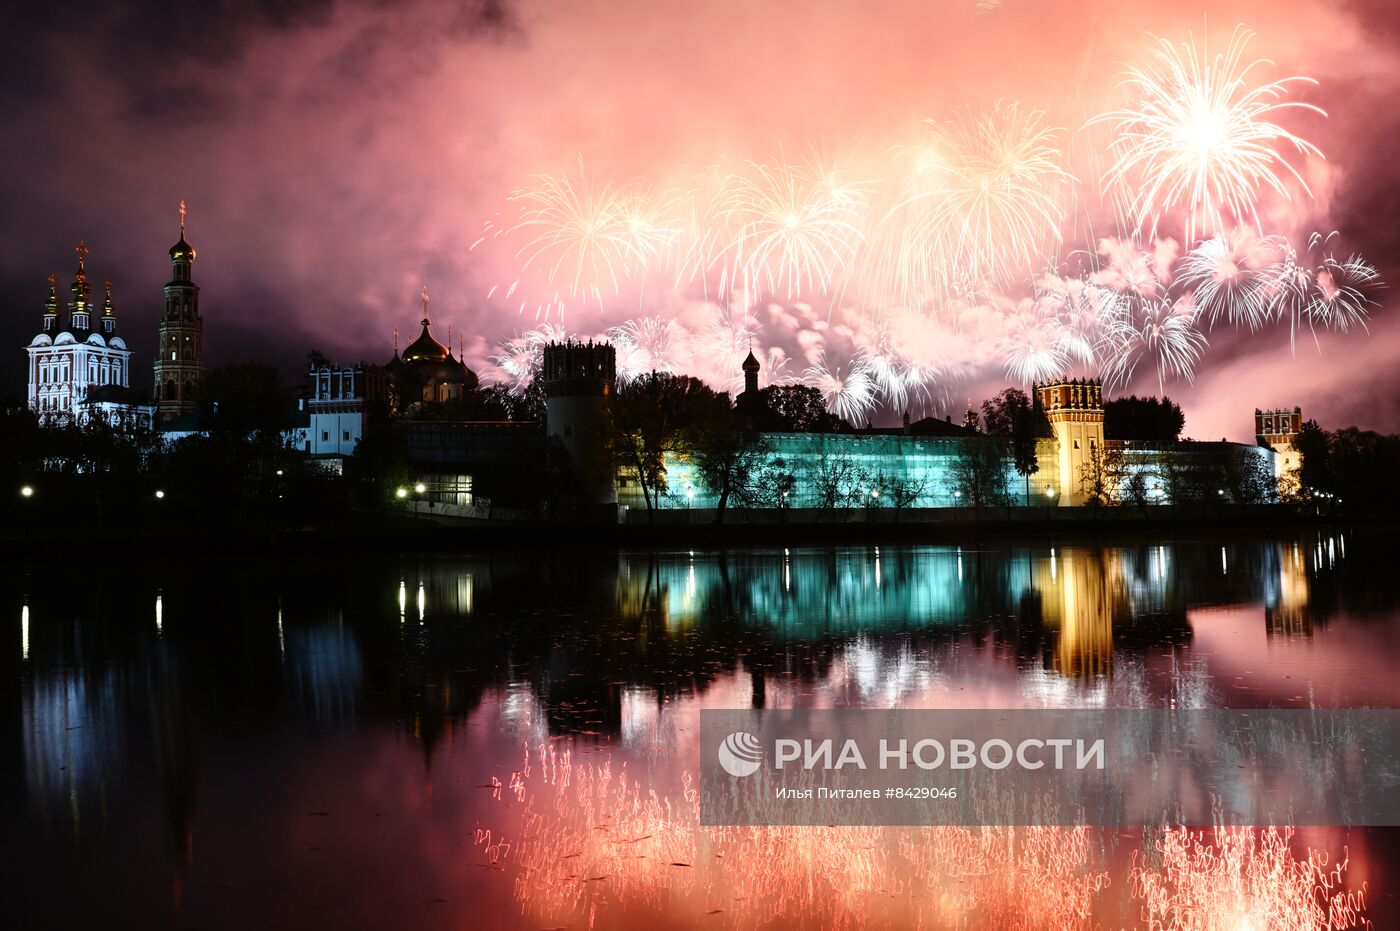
718 731 764 777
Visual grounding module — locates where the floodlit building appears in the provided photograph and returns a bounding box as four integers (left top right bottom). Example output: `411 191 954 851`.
25 242 153 429
305 363 389 471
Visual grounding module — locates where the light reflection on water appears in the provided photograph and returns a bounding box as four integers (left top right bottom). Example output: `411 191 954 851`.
4 530 1397 929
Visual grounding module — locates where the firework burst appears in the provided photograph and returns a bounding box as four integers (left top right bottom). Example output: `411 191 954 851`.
1175 230 1287 330
718 155 869 300
1096 26 1325 241
804 350 876 424
1100 293 1209 394
873 100 1071 306
1271 232 1382 349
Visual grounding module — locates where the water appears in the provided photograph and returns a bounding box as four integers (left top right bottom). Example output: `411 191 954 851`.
4 530 1397 928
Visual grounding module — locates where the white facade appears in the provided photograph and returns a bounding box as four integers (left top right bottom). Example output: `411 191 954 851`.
26 257 152 429
307 364 378 459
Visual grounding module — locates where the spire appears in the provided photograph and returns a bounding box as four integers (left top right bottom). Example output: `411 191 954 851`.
420 286 430 327
393 326 400 357
446 321 452 353
70 241 92 329
42 274 58 332
101 279 116 333
170 201 196 264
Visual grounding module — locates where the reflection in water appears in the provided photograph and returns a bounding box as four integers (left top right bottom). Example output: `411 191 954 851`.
5 531 1394 929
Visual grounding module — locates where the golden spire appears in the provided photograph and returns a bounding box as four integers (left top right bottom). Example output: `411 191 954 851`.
446 322 452 351
393 326 400 356
180 199 187 237
103 279 115 316
45 274 57 314
75 240 89 278
420 286 430 326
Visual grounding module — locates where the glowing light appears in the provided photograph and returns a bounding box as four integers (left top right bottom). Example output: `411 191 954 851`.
1095 26 1324 241
20 604 29 661
154 489 165 499
155 593 163 633
413 482 426 494
19 485 33 498
395 486 408 499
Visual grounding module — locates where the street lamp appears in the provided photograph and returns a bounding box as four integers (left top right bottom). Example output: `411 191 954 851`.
414 482 426 494
154 489 165 500
19 485 34 498
1044 486 1055 498
395 486 408 500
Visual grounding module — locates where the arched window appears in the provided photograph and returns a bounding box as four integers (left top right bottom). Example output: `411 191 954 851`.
166 379 177 401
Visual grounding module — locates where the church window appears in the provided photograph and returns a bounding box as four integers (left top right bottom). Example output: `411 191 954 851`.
1073 440 1079 449
342 431 350 441
171 351 177 361
321 431 329 441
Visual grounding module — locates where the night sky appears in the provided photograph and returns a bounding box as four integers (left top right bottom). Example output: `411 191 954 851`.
4 0 1399 439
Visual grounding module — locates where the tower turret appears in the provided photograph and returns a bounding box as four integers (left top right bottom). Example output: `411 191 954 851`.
1035 378 1105 506
542 340 617 511
154 200 205 423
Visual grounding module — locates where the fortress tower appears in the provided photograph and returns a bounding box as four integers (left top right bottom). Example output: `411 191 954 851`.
1255 406 1303 494
541 340 616 508
1035 378 1105 506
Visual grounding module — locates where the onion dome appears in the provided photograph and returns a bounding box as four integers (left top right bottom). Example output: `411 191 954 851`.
402 323 449 365
170 237 196 263
742 349 761 372
171 200 195 262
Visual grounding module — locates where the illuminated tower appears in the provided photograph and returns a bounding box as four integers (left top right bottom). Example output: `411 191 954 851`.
154 201 204 423
542 340 616 508
1255 406 1302 495
1035 378 1105 506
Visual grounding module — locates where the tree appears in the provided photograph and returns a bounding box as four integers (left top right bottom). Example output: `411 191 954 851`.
881 472 929 521
690 407 768 523
1077 443 1127 507
751 457 798 510
1293 419 1332 499
950 436 1011 511
612 372 719 520
1104 396 1185 441
1224 451 1277 505
755 384 850 432
981 388 1041 503
810 450 863 516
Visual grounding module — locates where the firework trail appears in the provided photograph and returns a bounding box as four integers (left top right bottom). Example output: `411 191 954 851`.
1095 26 1325 242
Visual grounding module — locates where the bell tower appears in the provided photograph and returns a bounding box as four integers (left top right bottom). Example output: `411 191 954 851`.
154 200 205 423
1035 378 1105 506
